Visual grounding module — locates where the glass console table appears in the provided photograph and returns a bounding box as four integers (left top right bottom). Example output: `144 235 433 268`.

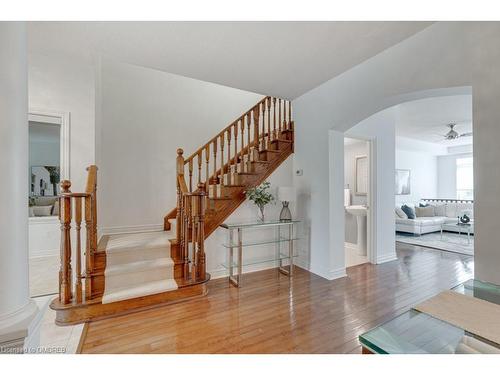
219 220 300 287
359 279 500 354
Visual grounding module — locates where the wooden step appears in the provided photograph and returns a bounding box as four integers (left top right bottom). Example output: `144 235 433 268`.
50 275 210 326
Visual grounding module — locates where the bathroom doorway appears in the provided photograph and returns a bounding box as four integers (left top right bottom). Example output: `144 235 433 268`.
344 136 372 267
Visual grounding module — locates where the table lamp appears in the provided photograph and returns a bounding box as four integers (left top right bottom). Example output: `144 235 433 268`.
278 187 296 221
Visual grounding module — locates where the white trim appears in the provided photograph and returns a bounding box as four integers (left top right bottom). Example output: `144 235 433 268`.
100 224 164 236
344 241 358 251
28 216 59 225
376 253 398 264
29 108 71 181
309 263 347 280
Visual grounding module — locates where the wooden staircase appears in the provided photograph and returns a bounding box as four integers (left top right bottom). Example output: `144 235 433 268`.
50 96 294 325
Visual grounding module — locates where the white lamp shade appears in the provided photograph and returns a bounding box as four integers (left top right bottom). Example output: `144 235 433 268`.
278 186 296 202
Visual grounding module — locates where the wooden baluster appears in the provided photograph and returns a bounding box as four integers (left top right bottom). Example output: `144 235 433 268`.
220 133 225 196
84 193 92 300
227 126 231 185
176 149 184 242
247 112 252 168
288 100 292 130
283 99 288 131
197 183 206 280
59 180 72 304
278 98 282 138
74 196 83 303
183 194 190 279
190 194 197 281
212 138 218 199
261 98 266 151
205 144 210 197
267 97 272 147
272 97 277 142
197 152 202 185
240 118 245 173
233 123 238 180
188 159 193 192
253 107 260 162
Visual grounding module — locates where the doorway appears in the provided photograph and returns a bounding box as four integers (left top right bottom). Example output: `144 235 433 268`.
344 136 372 267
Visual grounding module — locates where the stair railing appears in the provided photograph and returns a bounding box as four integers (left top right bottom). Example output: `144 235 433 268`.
58 165 98 304
174 96 293 280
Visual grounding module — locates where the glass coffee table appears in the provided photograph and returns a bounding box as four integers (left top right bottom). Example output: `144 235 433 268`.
359 279 500 354
441 223 474 245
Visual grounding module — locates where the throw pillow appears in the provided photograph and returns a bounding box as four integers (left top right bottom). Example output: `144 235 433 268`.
401 204 415 219
434 204 446 217
415 206 435 217
33 205 53 217
395 207 408 219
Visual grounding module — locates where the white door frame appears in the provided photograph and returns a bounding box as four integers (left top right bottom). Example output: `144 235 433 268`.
344 134 377 264
28 108 71 181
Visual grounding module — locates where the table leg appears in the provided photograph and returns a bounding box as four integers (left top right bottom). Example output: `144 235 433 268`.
237 228 242 287
289 223 294 276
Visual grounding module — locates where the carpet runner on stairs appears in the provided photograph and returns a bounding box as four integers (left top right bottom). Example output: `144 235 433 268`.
102 231 177 304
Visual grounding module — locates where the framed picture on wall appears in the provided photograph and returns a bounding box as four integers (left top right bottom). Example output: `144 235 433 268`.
395 169 411 195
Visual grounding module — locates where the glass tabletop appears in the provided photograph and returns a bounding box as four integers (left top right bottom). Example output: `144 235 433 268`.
359 279 500 354
442 223 474 230
219 220 300 229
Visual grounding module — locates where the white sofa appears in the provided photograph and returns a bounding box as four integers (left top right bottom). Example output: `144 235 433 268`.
396 201 474 236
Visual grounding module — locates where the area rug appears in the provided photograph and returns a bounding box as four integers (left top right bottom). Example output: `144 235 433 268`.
415 290 500 349
396 231 473 256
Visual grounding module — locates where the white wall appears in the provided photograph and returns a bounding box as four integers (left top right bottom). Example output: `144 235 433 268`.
344 140 368 244
97 59 264 232
395 149 437 206
28 52 95 191
293 22 500 284
437 152 473 199
28 52 95 258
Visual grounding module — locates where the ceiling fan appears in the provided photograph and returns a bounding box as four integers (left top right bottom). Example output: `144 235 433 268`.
442 123 472 140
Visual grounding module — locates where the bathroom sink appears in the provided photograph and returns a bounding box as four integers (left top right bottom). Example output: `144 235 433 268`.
345 205 368 216
345 205 368 256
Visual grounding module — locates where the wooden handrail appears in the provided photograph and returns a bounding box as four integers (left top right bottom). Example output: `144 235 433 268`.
183 96 270 165
58 165 98 305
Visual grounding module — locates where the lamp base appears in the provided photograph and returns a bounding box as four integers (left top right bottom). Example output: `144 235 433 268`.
279 201 292 221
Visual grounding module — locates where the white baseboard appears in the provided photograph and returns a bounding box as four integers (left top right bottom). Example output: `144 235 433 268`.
344 242 358 251
209 259 289 279
100 224 164 236
376 252 398 264
308 263 347 280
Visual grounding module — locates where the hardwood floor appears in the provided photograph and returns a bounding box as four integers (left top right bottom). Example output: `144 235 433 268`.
80 243 473 353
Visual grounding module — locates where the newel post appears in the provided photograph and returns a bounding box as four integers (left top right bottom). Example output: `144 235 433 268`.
197 183 206 280
176 148 184 242
59 180 72 304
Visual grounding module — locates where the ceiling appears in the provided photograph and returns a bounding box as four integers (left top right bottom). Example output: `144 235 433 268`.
395 95 473 146
27 21 432 99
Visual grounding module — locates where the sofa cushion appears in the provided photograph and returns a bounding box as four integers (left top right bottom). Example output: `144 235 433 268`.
415 206 435 217
433 203 446 217
401 204 415 219
395 207 408 219
445 203 458 218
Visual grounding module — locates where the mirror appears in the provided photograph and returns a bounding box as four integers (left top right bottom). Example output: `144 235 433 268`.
355 155 368 196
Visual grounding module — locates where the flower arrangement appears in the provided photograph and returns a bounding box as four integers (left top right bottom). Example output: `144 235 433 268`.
245 181 275 222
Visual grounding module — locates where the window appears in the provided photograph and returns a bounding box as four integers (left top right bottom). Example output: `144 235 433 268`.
456 157 473 200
